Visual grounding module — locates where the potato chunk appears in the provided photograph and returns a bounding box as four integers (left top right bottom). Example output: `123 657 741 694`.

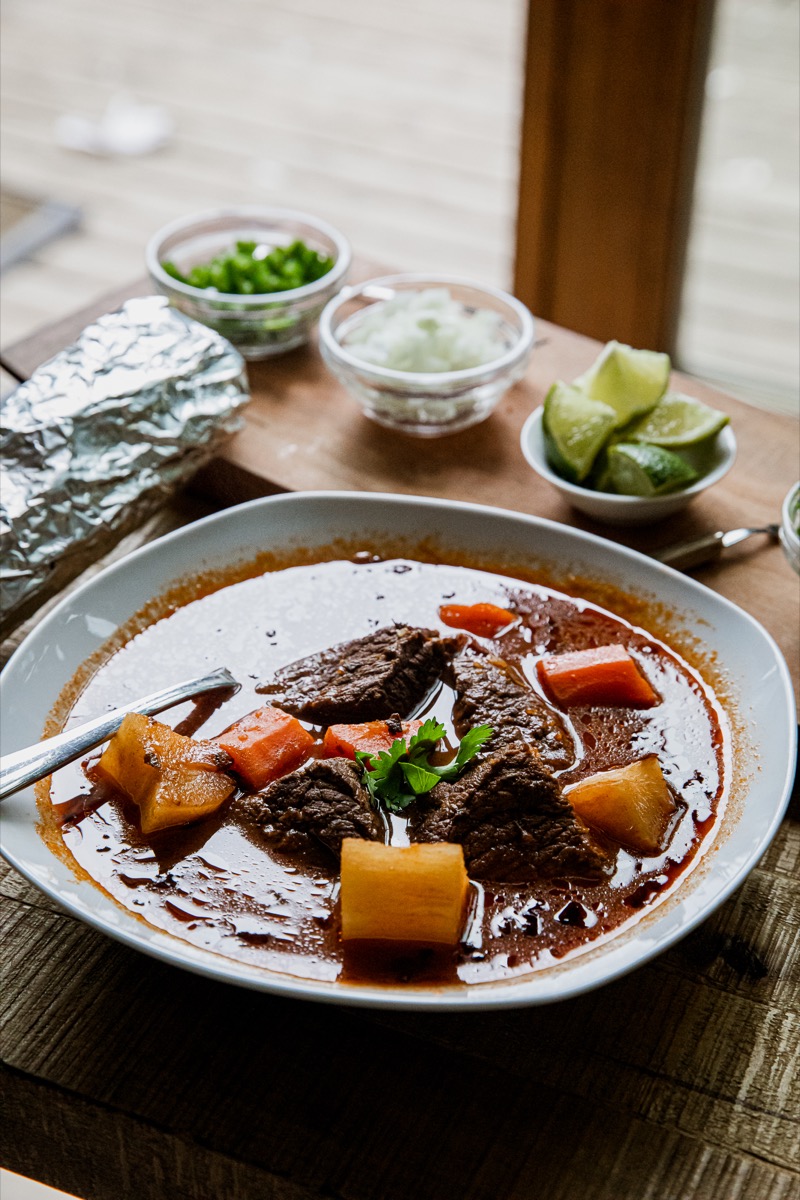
340 840 469 945
566 755 676 855
97 712 235 835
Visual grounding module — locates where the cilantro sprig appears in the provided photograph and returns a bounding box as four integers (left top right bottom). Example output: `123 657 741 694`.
355 718 493 815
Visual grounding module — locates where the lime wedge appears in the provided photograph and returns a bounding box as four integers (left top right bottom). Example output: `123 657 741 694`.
624 392 730 447
574 341 671 426
543 383 618 483
607 443 698 496
585 449 615 493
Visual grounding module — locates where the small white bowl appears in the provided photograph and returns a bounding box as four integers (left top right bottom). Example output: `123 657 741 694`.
779 482 800 574
520 407 737 525
319 275 534 437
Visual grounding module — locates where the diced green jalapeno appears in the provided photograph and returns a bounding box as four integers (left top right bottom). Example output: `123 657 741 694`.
161 238 334 297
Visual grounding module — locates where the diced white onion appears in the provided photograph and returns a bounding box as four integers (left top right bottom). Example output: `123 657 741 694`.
343 288 507 373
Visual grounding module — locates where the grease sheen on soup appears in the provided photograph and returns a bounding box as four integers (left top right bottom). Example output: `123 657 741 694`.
50 554 728 987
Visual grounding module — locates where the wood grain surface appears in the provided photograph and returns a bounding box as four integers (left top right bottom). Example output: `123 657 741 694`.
514 0 714 354
1 275 798 1200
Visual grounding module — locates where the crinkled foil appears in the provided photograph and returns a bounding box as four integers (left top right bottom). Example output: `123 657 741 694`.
1 296 250 636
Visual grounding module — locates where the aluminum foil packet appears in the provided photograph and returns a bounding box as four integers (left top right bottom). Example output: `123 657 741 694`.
1 296 250 636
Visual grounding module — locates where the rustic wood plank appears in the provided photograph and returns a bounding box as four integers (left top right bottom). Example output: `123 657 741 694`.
514 0 715 353
4 1065 798 1200
2 860 798 1199
0 107 513 252
2 1067 321 1200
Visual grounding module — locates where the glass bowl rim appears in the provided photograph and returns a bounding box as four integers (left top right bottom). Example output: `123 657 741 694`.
318 273 535 387
145 206 352 307
781 481 800 550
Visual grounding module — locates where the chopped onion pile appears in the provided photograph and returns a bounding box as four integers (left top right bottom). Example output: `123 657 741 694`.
343 288 507 373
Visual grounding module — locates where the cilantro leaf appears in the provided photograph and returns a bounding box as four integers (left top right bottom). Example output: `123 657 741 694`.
382 787 418 814
368 737 408 781
354 721 493 815
406 719 447 759
354 750 379 805
400 761 442 794
448 723 494 775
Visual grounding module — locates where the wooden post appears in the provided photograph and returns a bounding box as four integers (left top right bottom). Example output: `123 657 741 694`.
514 0 716 354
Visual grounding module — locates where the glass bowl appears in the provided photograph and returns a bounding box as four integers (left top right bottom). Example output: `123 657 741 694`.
318 275 534 437
146 207 351 359
520 407 737 525
779 482 800 574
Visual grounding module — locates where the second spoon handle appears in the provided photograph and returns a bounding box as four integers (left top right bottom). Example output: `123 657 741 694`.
654 525 780 571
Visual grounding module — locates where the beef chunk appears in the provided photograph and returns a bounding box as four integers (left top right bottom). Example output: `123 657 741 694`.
257 625 460 725
237 758 384 857
450 652 574 770
408 743 606 882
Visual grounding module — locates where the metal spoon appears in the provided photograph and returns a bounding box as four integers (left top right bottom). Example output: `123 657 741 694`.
0 666 239 803
653 525 780 571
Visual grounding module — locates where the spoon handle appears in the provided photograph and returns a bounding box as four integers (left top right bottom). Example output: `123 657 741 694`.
654 525 780 571
654 531 727 570
0 666 238 803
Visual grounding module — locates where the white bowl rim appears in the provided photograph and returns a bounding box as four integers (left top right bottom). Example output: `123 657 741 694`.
0 490 794 1012
145 205 352 306
520 407 737 505
319 273 535 387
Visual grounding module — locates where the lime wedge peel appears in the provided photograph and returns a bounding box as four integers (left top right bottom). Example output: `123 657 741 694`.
536 341 731 501
574 341 671 427
624 392 730 448
542 383 618 483
607 443 699 497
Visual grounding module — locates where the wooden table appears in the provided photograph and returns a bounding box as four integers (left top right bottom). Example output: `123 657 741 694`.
2 276 799 1200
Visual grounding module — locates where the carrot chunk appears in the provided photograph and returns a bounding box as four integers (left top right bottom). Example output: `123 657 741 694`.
322 719 423 761
537 643 658 707
438 602 516 638
215 706 315 790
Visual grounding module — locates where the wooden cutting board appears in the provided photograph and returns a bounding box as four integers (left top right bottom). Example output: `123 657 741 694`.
3 264 798 697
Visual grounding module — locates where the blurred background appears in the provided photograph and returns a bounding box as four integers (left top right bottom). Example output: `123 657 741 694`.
0 0 797 414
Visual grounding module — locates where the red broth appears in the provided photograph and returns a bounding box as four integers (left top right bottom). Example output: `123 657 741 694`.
48 556 728 987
